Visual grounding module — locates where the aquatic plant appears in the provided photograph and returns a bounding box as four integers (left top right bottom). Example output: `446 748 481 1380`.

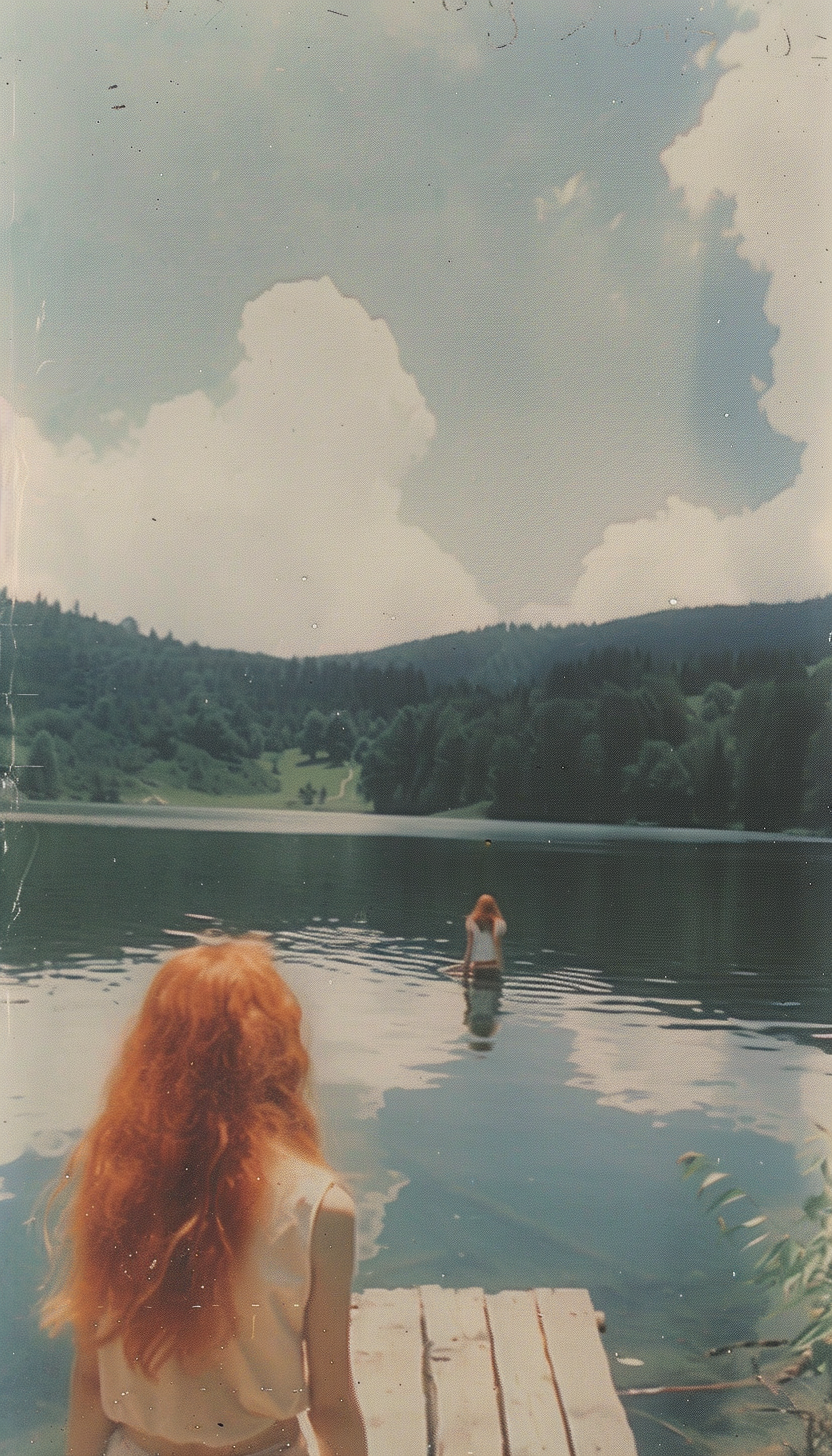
680 1132 832 1453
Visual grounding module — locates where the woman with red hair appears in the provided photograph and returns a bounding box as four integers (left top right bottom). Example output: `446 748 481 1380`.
42 938 367 1456
462 894 506 973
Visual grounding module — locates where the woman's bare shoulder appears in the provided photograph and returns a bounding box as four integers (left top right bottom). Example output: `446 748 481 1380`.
319 1182 355 1217
310 1183 356 1272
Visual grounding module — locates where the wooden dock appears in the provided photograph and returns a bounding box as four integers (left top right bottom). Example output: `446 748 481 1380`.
342 1286 639 1456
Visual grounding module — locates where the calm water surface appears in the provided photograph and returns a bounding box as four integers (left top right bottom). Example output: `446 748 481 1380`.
2 811 831 1455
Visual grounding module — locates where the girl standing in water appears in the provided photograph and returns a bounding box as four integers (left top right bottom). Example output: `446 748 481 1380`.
462 894 506 973
42 938 367 1456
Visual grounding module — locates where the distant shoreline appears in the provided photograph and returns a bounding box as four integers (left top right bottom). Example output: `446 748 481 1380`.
4 801 830 846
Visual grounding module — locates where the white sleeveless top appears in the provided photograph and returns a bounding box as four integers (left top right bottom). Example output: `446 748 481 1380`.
98 1152 336 1444
466 917 506 963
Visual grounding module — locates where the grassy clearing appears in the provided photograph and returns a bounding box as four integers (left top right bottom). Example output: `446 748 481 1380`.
275 749 365 808
125 749 371 813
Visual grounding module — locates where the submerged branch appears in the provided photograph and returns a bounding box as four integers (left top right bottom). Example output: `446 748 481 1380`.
620 1354 814 1399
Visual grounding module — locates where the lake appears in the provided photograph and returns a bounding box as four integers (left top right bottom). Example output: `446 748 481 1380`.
2 808 832 1455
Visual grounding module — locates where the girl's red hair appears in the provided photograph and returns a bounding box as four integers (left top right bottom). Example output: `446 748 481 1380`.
470 894 503 930
41 938 323 1377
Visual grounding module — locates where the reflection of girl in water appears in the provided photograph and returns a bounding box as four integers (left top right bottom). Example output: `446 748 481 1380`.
462 894 506 972
41 937 367 1456
463 973 503 1046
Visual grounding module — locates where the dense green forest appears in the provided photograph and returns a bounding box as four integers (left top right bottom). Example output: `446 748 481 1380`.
0 593 426 806
2 591 830 832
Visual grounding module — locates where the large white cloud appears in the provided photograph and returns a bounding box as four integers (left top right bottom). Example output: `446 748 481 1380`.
523 0 832 626
1 278 497 655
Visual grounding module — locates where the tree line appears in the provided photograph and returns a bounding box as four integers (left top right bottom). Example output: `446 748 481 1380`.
1 594 425 804
360 648 832 831
3 593 830 831
340 595 832 691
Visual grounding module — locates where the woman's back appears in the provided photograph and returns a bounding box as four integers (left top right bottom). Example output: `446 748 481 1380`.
466 915 506 964
97 1149 336 1445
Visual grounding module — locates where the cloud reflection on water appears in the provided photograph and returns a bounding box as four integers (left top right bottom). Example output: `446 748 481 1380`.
2 921 830 1270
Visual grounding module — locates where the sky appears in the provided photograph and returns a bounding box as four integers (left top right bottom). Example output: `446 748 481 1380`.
0 0 829 656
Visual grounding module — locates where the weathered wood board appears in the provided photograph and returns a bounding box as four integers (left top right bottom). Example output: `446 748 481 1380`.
536 1288 640 1456
485 1288 572 1456
350 1286 428 1456
420 1283 504 1456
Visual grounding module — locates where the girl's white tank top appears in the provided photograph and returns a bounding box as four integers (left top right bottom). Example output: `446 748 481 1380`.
467 916 506 962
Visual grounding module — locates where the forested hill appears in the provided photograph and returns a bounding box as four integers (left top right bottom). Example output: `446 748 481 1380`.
2 590 831 832
333 596 832 690
3 591 831 706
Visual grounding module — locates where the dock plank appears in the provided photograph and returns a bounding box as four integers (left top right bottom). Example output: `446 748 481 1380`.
420 1285 504 1456
485 1289 571 1456
536 1288 639 1456
349 1288 428 1456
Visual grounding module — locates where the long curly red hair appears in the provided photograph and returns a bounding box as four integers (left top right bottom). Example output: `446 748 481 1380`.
41 937 324 1377
470 894 503 930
